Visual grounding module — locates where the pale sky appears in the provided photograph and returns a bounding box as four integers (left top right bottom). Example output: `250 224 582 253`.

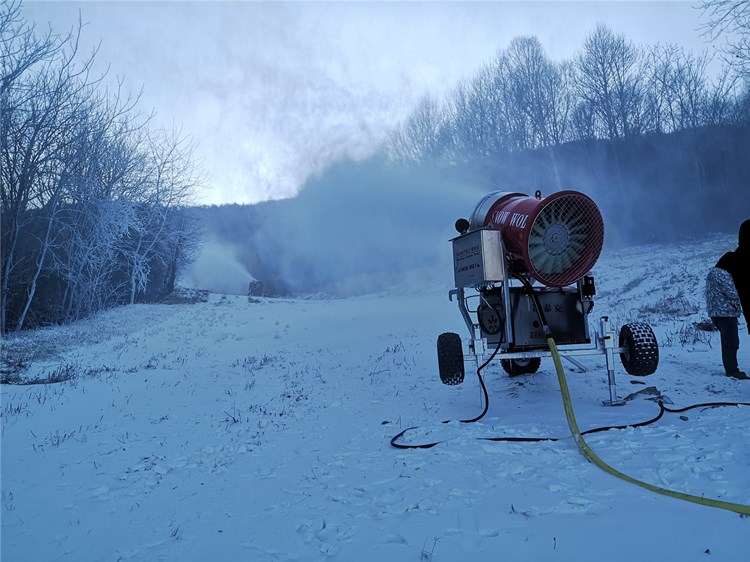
22 1 717 205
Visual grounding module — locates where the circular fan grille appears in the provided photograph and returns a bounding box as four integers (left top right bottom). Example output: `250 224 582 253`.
527 194 603 286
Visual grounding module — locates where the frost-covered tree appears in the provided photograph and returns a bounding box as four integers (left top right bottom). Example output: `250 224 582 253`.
0 1 101 330
1 2 205 331
119 127 203 305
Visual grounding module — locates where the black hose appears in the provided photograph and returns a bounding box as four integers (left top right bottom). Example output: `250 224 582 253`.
460 274 538 425
663 401 750 413
390 337 504 450
392 275 542 449
390 400 750 449
457 337 503 424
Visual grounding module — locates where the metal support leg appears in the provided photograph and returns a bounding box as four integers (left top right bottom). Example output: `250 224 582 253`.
470 325 487 366
600 316 625 406
451 287 488 367
450 288 475 336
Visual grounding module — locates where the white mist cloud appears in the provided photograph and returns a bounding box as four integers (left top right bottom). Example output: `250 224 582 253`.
179 239 255 296
246 157 491 295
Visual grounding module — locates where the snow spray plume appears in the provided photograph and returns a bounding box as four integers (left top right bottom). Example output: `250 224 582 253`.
249 155 485 296
180 237 255 295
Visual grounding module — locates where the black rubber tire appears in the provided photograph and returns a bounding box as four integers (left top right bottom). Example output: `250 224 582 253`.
501 357 541 376
437 332 465 385
619 322 659 376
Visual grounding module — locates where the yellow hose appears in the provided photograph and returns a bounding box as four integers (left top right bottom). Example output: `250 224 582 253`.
547 337 750 516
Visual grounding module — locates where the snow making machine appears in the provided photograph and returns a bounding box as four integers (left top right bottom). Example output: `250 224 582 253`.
438 189 658 405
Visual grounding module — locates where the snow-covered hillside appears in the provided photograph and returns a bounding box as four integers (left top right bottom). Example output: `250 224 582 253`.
2 234 749 562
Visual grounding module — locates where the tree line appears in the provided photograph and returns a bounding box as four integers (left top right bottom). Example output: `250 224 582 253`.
1 1 204 332
379 20 749 247
386 24 749 169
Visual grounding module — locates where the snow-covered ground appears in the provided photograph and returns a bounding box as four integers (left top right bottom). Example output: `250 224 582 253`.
2 234 749 562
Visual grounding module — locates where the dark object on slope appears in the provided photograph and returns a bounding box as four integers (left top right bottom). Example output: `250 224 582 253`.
716 219 750 332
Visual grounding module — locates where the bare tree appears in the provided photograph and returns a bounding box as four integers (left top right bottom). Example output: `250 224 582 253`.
119 126 204 304
575 24 644 140
158 207 203 296
702 66 740 124
642 44 682 134
449 69 510 159
503 37 576 185
486 51 531 152
1 1 57 95
643 42 740 134
443 79 480 161
1 1 54 330
0 3 101 330
54 198 134 322
570 99 597 141
2 2 204 330
387 94 450 165
449 49 531 158
50 109 146 324
700 0 750 77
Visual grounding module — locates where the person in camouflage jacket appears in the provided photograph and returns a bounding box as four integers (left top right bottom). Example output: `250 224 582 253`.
705 220 749 379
